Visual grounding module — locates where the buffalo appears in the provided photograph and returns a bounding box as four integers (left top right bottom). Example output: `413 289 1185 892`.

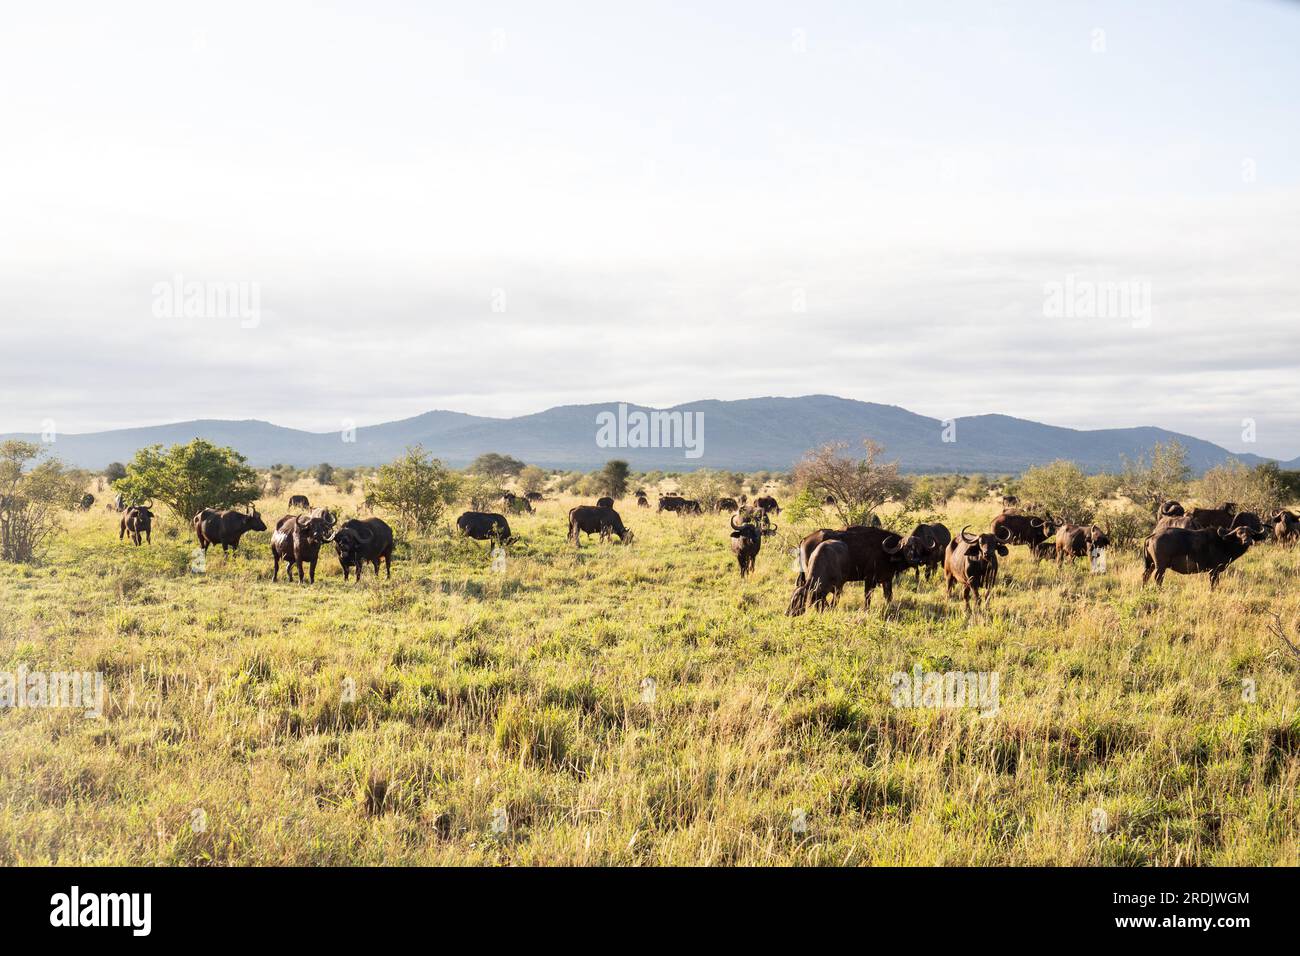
79 493 95 510
333 517 394 581
1001 494 1019 508
1188 504 1236 530
1157 499 1186 518
657 495 688 513
456 511 512 544
908 522 951 582
804 540 852 611
635 496 650 508
1229 511 1265 537
569 505 633 546
753 495 780 515
1055 524 1110 564
1142 525 1261 589
786 525 914 616
596 496 615 509
823 495 836 506
729 513 762 577
270 509 336 583
525 491 544 502
1271 510 1299 545
943 526 1009 612
1155 514 1201 532
288 494 310 509
501 493 533 514
991 511 1056 547
193 507 268 553
716 497 739 513
119 505 154 546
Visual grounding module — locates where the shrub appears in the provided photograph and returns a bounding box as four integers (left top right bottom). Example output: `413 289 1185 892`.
112 439 261 521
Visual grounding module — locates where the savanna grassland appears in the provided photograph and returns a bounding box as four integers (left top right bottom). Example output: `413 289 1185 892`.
2 484 1299 866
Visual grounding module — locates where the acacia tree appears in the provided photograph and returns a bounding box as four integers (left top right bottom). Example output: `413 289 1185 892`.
792 440 910 526
0 441 84 563
596 460 630 498
1017 459 1097 524
371 446 459 533
114 439 261 521
1194 459 1284 516
469 453 526 481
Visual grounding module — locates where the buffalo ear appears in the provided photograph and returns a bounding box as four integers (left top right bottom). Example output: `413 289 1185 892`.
997 545 1009 556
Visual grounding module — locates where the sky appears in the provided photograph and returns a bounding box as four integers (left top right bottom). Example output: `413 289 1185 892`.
2 0 1298 456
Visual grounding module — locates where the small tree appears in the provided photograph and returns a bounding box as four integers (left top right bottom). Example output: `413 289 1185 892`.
1194 459 1284 516
469 453 526 480
459 473 504 511
1017 460 1097 523
0 442 84 563
314 462 335 485
518 465 547 496
596 460 630 498
103 461 127 483
1119 440 1191 512
371 446 459 533
114 439 261 521
678 469 730 511
792 440 910 526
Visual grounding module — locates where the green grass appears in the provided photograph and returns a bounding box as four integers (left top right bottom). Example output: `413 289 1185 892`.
1 488 1298 865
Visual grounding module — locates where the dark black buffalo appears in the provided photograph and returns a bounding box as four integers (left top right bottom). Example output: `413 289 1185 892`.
1055 524 1110 563
79 493 95 510
193 508 268 553
786 526 912 616
908 522 951 582
270 509 335 583
943 526 1009 611
1001 494 1019 508
596 496 615 509
1142 525 1261 590
1188 504 1236 530
1229 511 1265 536
569 505 633 546
823 495 836 506
753 495 780 515
991 511 1055 546
525 491 544 502
501 493 533 514
805 540 852 611
729 513 761 577
456 511 512 544
1158 499 1186 517
635 496 650 508
657 495 688 513
333 517 394 581
288 494 310 509
716 497 739 513
119 505 154 546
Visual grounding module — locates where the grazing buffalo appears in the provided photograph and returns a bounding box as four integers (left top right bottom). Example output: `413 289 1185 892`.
456 511 512 544
635 496 650 508
716 497 738 513
753 495 780 515
288 494 310 509
270 509 336 583
119 505 154 546
333 517 394 581
786 526 913 616
501 495 533 514
729 513 762 577
1188 504 1236 530
1142 525 1262 589
1055 524 1110 564
79 493 94 510
677 499 704 515
525 491 544 502
944 526 1009 612
193 508 268 553
1271 510 1300 545
657 495 687 513
908 522 951 582
1029 540 1057 562
805 540 852 611
569 505 633 546
991 511 1056 547
1001 494 1019 508
596 496 615 509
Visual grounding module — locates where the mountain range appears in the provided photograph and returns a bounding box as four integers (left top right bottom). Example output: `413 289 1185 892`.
2 396 1290 474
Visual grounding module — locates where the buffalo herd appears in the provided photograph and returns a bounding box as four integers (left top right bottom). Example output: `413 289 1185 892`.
105 487 1293 605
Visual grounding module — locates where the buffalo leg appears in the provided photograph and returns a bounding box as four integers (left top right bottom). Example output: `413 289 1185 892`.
882 579 893 604
308 559 317 583
272 555 280 581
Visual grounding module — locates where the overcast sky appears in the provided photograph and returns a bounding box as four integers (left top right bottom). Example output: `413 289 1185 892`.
2 0 1298 456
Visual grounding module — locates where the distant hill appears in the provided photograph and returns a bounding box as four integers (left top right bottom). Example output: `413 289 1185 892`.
1 395 1284 474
